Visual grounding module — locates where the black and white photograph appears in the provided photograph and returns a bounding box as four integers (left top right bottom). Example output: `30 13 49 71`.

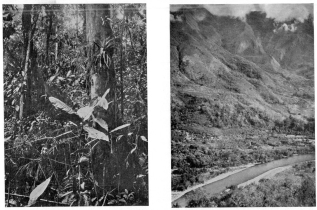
171 4 315 207
3 4 148 206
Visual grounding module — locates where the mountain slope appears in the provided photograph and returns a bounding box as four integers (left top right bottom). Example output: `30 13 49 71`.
171 7 314 133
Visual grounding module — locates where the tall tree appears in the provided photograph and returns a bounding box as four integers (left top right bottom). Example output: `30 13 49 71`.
85 4 116 127
19 4 39 120
85 4 117 190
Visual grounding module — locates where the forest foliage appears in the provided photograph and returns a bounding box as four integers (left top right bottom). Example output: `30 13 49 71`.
3 4 147 206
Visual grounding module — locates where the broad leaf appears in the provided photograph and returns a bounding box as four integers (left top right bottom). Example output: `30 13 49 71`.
136 174 146 179
4 136 11 142
116 135 124 142
78 156 89 163
66 70 72 77
108 200 116 205
97 97 109 110
102 89 110 99
93 117 108 131
49 75 57 82
49 97 76 114
84 126 109 141
80 182 85 190
28 176 52 206
140 136 148 142
130 145 137 154
96 89 110 110
110 124 130 133
77 106 94 121
57 76 65 81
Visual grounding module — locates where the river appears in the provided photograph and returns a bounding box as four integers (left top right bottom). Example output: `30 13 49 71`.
172 154 315 207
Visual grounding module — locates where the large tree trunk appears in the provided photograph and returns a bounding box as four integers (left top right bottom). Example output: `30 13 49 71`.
19 5 38 120
85 4 115 104
85 4 118 191
46 6 53 65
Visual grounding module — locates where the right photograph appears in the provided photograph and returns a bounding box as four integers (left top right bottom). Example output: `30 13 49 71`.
171 4 315 207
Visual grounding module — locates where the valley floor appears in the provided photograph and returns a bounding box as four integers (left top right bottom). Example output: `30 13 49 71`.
172 128 315 192
181 160 315 207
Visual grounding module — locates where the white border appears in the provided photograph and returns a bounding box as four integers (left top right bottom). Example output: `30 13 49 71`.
1 1 316 210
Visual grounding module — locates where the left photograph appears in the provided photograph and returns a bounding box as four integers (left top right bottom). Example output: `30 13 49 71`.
3 4 148 206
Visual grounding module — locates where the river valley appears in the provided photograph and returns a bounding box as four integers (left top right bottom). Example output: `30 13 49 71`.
173 154 315 207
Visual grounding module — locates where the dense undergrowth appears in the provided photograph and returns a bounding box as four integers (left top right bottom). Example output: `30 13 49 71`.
4 4 148 206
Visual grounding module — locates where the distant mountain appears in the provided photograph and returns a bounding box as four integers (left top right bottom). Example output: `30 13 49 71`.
171 7 314 133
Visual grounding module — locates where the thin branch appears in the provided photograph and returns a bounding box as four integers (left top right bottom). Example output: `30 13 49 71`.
127 27 136 52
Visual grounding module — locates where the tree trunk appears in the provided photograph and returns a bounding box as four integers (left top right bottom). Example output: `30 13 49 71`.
19 5 38 120
46 7 53 65
85 4 117 191
55 29 58 62
120 18 125 120
82 5 86 44
85 4 116 127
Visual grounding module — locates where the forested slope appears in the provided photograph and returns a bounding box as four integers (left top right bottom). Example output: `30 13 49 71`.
171 7 314 132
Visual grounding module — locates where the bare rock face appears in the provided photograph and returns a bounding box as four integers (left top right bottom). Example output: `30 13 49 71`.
171 7 314 133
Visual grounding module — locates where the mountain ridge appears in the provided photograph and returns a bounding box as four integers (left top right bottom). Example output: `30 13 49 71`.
171 7 314 133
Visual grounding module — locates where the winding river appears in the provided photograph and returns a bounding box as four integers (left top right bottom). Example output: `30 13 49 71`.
172 154 315 207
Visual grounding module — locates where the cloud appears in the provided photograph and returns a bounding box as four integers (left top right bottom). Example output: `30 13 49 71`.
170 5 184 12
204 4 257 20
278 23 297 32
171 4 313 22
170 14 183 22
259 4 311 22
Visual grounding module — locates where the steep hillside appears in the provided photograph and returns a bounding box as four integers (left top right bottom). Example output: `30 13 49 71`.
171 7 314 133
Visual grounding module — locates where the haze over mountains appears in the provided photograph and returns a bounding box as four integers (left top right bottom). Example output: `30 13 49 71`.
170 5 314 133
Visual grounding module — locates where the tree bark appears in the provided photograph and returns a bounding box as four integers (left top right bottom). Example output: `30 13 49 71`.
46 6 53 65
19 5 38 120
85 4 116 127
55 28 58 61
82 5 86 44
85 4 117 190
120 17 125 120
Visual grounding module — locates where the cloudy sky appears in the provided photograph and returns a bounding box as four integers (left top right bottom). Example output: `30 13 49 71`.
171 4 313 22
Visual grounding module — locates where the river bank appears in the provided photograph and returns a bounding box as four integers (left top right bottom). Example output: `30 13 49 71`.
172 163 255 201
172 154 315 207
172 129 315 192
